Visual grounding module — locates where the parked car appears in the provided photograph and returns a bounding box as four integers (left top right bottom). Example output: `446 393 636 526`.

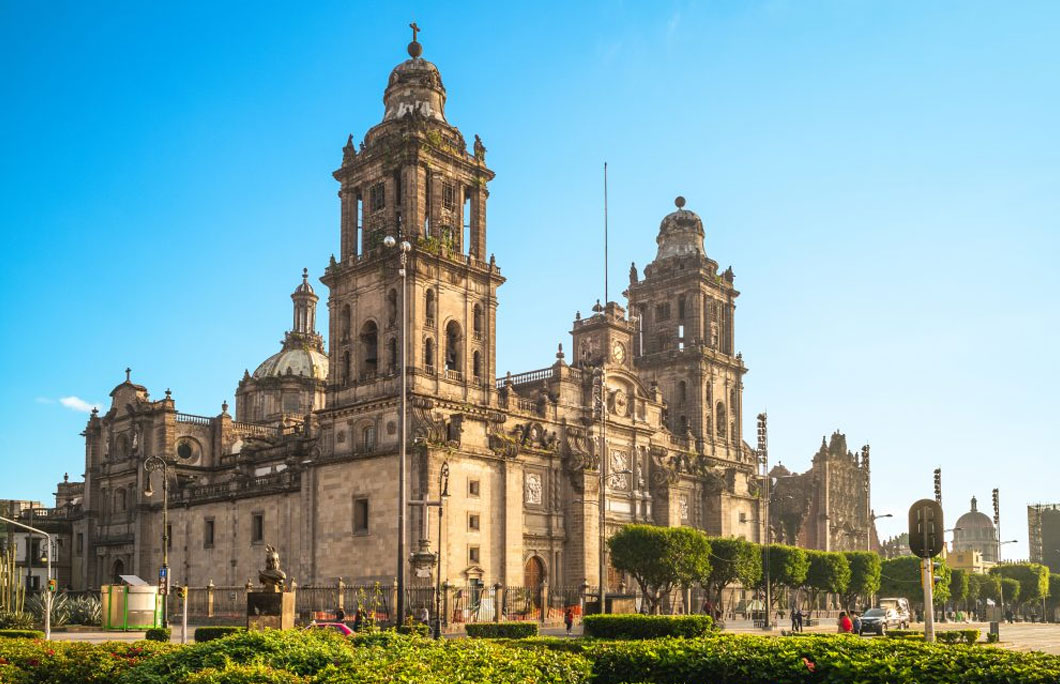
877 597 911 628
859 607 903 635
305 621 354 636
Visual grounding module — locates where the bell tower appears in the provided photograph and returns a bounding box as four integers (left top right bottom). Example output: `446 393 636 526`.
627 197 747 458
321 29 504 411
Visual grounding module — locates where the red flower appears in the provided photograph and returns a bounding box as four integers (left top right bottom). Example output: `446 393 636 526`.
802 657 816 672
28 658 40 667
0 657 9 665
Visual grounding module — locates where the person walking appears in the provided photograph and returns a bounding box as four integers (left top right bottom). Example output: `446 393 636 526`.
790 607 800 633
564 607 575 637
851 611 862 635
352 608 363 632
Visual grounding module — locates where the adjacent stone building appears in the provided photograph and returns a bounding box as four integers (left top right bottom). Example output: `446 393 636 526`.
768 432 879 552
39 34 875 596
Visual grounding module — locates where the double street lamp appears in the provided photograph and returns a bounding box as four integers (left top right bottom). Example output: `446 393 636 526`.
142 454 169 628
383 234 412 626
869 512 893 551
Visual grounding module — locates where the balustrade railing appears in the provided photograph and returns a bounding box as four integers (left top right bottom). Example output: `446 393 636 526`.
176 412 213 426
496 367 555 389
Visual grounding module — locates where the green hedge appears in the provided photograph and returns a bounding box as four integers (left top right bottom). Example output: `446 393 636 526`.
465 621 539 638
936 629 981 645
194 625 246 642
587 633 1060 683
127 629 587 684
145 627 171 642
0 629 45 639
582 614 714 639
2 627 1059 684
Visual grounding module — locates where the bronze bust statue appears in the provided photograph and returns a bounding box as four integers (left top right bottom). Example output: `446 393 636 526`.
258 544 287 592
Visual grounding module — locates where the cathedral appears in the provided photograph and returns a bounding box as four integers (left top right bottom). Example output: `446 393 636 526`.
60 34 784 594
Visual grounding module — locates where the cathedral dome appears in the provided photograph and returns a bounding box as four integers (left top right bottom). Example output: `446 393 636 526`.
252 347 329 381
655 196 705 261
952 496 997 555
382 35 447 123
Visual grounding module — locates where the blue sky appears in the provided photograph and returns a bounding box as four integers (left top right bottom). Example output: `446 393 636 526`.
1 1 1057 559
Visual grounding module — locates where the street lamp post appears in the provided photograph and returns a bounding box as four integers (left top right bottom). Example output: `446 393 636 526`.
143 455 169 628
869 513 893 551
997 539 1018 621
0 515 52 640
434 462 450 638
595 368 608 615
756 413 770 630
384 234 412 626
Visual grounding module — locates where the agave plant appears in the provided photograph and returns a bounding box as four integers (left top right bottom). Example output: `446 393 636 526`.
27 591 70 626
0 610 35 629
68 593 103 626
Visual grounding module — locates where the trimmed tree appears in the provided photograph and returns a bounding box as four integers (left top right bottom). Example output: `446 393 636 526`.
702 537 762 608
841 551 882 612
990 563 1049 610
1000 577 1021 606
879 555 950 607
759 544 809 610
608 525 712 614
949 568 969 607
802 551 850 616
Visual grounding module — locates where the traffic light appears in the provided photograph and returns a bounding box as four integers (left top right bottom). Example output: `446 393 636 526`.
177 585 188 600
46 578 57 593
908 499 945 558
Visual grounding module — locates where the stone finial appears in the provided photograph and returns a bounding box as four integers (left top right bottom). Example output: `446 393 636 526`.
165 388 171 399
408 22 422 58
221 400 229 414
556 343 564 360
592 299 603 313
675 196 686 209
63 472 69 483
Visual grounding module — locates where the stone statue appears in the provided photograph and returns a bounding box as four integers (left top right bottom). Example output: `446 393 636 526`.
473 134 486 161
258 544 286 592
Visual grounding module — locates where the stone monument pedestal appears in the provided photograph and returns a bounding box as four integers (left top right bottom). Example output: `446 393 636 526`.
247 590 296 631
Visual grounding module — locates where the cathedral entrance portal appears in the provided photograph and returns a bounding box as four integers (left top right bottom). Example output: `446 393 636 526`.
111 558 125 584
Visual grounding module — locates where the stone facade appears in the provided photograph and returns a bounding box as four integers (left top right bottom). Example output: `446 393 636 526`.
52 35 770 593
768 432 879 552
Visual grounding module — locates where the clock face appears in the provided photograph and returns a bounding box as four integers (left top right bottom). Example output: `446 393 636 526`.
611 341 626 363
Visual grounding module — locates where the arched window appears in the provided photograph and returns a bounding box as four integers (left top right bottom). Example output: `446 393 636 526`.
387 289 398 327
424 338 435 372
115 488 126 513
677 381 687 405
342 351 351 385
716 402 726 437
473 303 483 336
387 338 398 373
361 424 376 451
445 321 462 372
360 321 378 377
425 289 436 325
112 559 125 585
678 415 688 433
341 305 351 341
472 350 481 379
